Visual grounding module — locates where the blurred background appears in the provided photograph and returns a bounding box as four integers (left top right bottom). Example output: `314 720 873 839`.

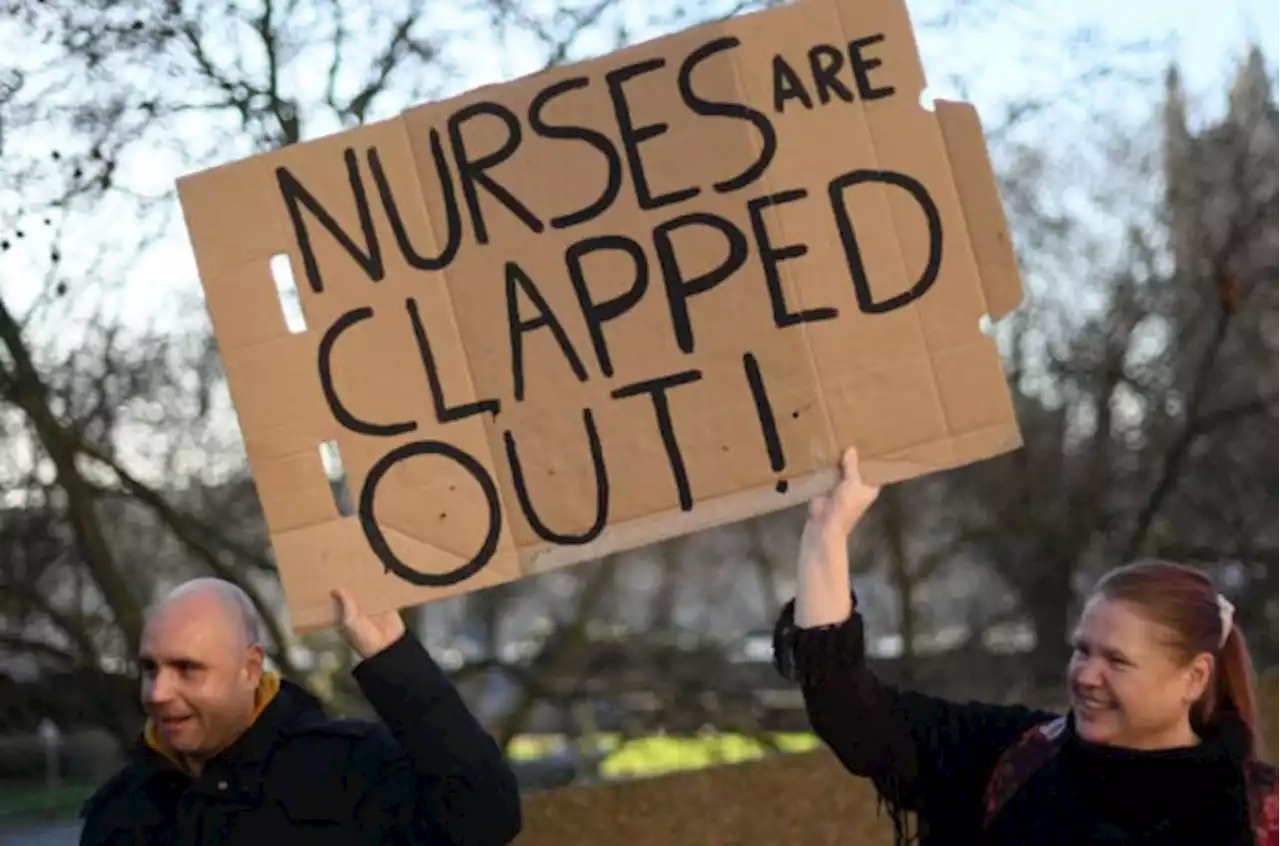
0 0 1275 842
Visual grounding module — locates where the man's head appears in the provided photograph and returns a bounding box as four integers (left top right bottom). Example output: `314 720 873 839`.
139 578 267 767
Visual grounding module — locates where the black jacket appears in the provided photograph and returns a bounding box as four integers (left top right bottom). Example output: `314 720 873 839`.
773 596 1276 845
79 633 521 846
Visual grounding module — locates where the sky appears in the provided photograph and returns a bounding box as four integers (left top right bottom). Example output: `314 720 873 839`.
0 0 1274 333
1051 0 1274 83
0 0 1274 499
0 0 1269 650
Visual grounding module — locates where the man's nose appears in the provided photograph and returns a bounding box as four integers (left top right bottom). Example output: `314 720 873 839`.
143 670 174 705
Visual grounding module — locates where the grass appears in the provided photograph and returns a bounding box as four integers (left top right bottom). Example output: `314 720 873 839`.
0 781 97 823
507 731 821 778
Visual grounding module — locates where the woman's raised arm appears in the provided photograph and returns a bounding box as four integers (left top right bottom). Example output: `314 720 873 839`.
775 449 1051 843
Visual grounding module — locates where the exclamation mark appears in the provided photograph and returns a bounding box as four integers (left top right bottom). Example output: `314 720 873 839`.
743 353 788 494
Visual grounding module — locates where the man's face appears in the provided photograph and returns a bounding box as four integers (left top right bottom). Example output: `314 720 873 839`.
139 596 262 762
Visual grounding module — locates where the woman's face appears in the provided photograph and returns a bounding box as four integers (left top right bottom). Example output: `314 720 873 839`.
1066 596 1213 749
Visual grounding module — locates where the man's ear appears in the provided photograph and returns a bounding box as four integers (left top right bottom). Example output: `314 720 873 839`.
244 644 266 686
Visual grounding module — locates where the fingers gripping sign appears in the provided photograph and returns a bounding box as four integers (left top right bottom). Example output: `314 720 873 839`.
331 588 408 660
808 446 881 542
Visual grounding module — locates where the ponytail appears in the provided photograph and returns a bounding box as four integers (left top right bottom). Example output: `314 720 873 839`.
1197 625 1262 756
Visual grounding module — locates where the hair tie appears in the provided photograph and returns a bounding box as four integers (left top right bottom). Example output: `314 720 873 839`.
1215 594 1234 648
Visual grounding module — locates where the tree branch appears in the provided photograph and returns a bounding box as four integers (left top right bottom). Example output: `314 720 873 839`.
73 438 304 681
0 292 144 654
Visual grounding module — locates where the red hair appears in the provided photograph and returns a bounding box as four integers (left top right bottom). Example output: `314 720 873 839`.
1092 560 1261 755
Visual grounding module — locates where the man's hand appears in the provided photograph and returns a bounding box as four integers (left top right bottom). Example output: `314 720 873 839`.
332 588 407 660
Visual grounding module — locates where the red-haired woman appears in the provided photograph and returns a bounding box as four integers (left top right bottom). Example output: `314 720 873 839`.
773 448 1277 845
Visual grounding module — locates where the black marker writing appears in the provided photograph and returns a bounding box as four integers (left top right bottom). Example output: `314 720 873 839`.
406 297 500 422
606 58 700 211
528 76 624 230
654 212 749 355
565 235 649 378
367 139 462 271
809 44 854 105
359 440 503 587
771 55 813 112
277 149 382 295
318 307 418 436
506 260 588 401
828 169 942 313
768 35 896 114
678 37 778 193
747 188 838 328
292 33 949 592
504 409 609 544
743 353 788 494
448 101 544 244
611 370 703 511
848 34 895 100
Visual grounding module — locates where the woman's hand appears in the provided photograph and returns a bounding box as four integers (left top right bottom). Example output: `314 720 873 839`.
794 446 881 628
806 447 881 545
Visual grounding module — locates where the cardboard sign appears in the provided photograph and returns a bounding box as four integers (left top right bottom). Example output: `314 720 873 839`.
177 0 1024 631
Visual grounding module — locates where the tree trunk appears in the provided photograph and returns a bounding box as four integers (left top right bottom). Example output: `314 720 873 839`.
882 489 917 685
1027 578 1074 691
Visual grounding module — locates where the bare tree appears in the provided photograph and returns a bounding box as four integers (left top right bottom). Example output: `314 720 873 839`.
4 0 1263 769
941 54 1278 685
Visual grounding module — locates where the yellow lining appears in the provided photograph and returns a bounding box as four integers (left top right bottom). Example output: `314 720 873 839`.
144 671 281 768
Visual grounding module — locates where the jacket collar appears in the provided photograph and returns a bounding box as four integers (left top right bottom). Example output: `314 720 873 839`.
141 671 282 770
131 677 324 792
87 680 327 834
1064 709 1253 765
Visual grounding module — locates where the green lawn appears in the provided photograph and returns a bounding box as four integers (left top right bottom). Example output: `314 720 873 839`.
508 731 821 778
0 781 96 822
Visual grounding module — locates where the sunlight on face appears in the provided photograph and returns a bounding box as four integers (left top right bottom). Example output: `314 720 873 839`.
1066 597 1211 750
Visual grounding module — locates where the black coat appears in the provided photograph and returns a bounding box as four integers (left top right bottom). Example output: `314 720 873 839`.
79 634 521 846
773 596 1277 846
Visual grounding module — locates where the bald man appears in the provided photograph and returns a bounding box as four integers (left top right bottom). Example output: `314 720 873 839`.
78 578 521 846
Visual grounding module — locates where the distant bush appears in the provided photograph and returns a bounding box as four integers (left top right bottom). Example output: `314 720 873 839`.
0 730 122 784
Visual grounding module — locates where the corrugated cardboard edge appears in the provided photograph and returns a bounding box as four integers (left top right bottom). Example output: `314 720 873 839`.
171 4 1030 631
933 100 1023 321
524 469 837 575
530 29 1031 571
